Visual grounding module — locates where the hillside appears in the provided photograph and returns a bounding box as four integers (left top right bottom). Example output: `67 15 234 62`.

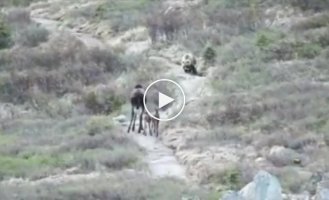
1 0 329 199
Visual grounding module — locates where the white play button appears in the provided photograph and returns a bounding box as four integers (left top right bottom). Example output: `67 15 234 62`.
144 79 185 121
158 92 174 109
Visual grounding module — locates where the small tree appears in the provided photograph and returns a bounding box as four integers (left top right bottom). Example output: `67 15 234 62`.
0 18 11 49
203 45 216 65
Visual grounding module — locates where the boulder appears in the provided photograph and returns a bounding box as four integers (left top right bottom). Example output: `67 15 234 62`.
113 115 127 123
315 188 329 200
239 170 282 200
315 179 329 200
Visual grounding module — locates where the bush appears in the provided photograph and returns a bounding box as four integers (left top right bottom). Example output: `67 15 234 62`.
297 43 322 59
0 154 68 180
0 115 141 180
14 24 49 47
83 84 125 115
0 173 214 200
217 36 261 64
5 8 31 25
203 45 216 65
0 19 11 49
0 0 42 6
208 166 243 191
0 33 128 105
264 40 323 61
293 12 329 30
206 95 263 126
256 29 285 49
304 28 329 47
289 0 329 11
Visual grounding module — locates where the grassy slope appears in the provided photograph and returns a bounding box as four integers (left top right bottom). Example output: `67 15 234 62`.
1 0 329 198
0 1 218 199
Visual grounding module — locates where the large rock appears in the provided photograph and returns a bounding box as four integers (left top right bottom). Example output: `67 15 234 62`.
315 188 329 200
315 179 329 200
239 171 282 200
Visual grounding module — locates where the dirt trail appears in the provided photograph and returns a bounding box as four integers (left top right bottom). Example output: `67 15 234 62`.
30 6 191 181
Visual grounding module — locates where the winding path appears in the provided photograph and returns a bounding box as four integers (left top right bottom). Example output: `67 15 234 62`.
30 6 190 181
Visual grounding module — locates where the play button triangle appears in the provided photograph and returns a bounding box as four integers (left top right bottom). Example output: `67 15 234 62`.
158 92 174 109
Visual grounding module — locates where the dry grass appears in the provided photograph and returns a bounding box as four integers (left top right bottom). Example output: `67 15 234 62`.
162 2 329 194
1 0 329 196
0 32 127 110
0 172 216 200
0 115 142 180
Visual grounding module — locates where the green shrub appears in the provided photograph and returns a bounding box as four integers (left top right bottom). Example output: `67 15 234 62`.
83 91 103 114
0 0 44 6
203 45 216 65
265 40 322 61
14 24 49 47
0 19 11 49
218 36 261 64
293 12 329 30
0 154 69 180
289 0 329 11
305 28 329 47
0 174 215 200
83 85 125 115
0 116 141 180
86 116 113 136
256 30 284 49
297 43 322 59
209 167 243 191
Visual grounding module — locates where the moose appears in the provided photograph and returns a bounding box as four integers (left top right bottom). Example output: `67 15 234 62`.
127 84 160 137
144 109 160 137
127 84 146 134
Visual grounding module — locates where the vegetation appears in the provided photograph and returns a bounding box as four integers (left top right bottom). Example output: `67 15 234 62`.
0 116 142 180
203 45 216 65
1 0 329 197
0 0 43 6
0 174 217 200
0 18 11 49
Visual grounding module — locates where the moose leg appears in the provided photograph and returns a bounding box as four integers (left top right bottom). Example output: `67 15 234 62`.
149 121 153 136
127 107 135 133
132 109 137 132
143 118 148 136
138 109 144 133
143 118 147 136
155 121 159 137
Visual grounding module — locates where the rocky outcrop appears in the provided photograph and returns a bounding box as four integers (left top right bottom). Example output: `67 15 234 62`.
221 171 329 200
221 171 282 200
239 171 282 200
222 191 244 200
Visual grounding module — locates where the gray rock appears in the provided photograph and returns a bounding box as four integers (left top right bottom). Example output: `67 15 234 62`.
315 188 329 200
113 115 127 123
239 170 282 200
221 191 244 200
315 179 329 200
